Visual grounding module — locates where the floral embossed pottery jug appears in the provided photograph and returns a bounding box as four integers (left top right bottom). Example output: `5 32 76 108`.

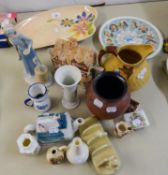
98 44 153 91
86 72 130 119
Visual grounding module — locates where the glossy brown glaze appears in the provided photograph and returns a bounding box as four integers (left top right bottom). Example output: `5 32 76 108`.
86 72 131 119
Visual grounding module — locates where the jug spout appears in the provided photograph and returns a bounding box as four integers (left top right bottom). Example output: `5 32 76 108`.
121 44 153 59
73 118 85 133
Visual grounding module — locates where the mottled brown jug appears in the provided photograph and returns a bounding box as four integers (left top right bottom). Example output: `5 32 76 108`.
86 72 130 119
98 44 153 91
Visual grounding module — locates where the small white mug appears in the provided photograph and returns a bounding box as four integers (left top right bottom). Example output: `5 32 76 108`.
24 83 51 112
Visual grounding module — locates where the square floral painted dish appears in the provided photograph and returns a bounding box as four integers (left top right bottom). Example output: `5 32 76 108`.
15 5 97 49
99 16 163 59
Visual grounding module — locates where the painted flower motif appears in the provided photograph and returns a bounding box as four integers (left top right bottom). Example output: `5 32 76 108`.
75 11 95 23
69 20 94 39
61 18 74 27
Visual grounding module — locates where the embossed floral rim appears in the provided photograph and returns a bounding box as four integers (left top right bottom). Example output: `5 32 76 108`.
99 16 163 59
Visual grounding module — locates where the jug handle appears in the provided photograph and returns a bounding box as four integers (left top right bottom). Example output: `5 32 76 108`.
98 46 118 66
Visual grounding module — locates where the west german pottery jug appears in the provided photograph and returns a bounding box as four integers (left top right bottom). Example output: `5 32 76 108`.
98 44 153 91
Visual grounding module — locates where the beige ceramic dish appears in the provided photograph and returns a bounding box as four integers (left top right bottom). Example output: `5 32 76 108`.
15 5 97 49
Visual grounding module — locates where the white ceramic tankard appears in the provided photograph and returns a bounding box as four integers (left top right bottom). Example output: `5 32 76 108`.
24 83 51 112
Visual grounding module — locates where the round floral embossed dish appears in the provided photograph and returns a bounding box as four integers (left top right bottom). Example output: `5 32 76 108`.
99 16 163 59
15 5 97 49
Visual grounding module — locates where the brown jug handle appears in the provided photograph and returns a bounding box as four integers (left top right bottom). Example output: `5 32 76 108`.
98 46 118 66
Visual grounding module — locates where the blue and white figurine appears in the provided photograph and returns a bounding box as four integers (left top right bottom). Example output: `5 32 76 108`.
4 26 41 83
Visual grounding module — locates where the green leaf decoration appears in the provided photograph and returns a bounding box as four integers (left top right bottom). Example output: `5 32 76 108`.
89 15 95 22
88 27 94 35
47 19 54 23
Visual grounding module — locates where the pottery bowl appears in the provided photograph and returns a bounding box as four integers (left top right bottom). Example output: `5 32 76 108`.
86 72 131 119
99 16 163 59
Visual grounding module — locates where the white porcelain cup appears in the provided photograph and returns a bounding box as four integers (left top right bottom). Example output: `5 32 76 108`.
54 65 81 109
24 83 51 112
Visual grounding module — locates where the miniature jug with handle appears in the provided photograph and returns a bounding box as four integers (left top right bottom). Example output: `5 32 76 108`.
98 44 153 91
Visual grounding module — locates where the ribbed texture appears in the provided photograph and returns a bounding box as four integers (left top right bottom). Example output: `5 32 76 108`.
79 116 120 175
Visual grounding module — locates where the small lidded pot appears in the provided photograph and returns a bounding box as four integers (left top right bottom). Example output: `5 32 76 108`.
86 72 130 119
46 146 66 164
113 121 132 137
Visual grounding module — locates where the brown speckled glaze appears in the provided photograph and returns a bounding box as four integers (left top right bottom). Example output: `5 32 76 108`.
86 72 131 119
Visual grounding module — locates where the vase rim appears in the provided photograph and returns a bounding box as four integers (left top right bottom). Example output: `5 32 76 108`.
93 72 128 101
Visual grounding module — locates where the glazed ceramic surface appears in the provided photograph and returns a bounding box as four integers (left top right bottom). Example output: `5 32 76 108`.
23 124 36 134
86 72 130 119
17 133 41 155
24 83 51 112
113 121 132 137
99 16 163 59
54 65 82 109
123 109 150 130
46 146 65 164
99 44 153 91
79 117 120 175
15 5 97 49
66 137 89 165
36 112 83 144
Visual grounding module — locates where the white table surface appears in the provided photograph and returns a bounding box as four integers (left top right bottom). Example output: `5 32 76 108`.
0 1 168 175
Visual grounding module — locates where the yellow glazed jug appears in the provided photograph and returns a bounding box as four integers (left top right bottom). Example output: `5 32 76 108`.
98 44 153 91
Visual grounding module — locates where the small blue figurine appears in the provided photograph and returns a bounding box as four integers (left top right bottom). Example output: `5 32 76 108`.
4 25 41 82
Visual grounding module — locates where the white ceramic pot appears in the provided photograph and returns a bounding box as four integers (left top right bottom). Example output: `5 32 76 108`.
17 133 41 155
66 137 89 165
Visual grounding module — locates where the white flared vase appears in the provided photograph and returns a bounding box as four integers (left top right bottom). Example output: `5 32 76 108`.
66 137 89 165
54 65 81 109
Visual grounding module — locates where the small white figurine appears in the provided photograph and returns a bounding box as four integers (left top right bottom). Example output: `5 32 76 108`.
3 20 41 83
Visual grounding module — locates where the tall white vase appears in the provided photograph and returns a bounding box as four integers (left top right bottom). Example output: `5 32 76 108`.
54 65 81 109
